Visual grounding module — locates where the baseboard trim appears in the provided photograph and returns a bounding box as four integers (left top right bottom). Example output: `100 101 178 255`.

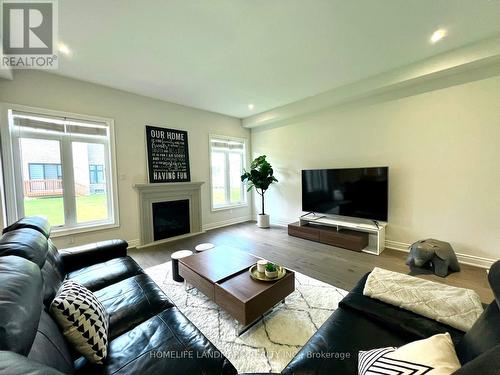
202 215 252 231
270 218 289 227
386 240 494 269
127 239 141 249
385 240 410 252
136 231 205 249
252 215 289 227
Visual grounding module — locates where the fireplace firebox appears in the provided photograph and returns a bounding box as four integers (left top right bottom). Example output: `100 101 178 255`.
152 199 190 241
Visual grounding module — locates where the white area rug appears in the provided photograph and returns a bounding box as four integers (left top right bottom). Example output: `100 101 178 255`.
146 261 348 373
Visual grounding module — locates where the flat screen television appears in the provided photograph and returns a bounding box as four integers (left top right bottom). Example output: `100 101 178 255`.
301 167 388 221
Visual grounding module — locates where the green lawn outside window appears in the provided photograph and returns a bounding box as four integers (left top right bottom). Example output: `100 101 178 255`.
24 194 108 225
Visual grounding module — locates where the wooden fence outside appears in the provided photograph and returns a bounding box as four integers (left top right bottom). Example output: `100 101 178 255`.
23 180 89 197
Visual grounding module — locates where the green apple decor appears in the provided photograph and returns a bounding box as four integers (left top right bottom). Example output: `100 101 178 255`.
241 155 278 228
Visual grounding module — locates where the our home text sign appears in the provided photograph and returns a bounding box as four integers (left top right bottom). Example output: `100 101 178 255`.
146 125 191 183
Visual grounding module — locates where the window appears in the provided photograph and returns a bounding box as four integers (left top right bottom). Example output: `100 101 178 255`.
28 163 63 180
1 106 118 233
89 164 105 184
209 135 247 210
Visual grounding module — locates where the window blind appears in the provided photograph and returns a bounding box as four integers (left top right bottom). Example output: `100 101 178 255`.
210 137 245 152
12 111 108 137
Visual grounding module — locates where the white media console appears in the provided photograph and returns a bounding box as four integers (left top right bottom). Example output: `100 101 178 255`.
296 214 387 255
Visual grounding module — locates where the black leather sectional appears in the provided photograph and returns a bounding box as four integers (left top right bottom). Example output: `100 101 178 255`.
281 266 500 374
0 216 499 374
0 217 237 375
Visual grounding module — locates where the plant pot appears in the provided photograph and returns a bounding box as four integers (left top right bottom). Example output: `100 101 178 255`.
265 269 278 278
257 214 270 228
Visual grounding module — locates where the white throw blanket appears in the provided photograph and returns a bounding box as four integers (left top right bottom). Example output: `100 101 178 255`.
363 267 484 332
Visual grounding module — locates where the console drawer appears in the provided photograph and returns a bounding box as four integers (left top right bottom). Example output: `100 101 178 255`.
179 263 214 299
319 228 368 251
288 222 320 241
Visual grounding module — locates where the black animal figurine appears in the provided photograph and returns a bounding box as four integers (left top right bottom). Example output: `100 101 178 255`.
406 238 460 277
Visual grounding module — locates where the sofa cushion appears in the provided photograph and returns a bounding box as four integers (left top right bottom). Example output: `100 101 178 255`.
455 302 500 364
453 344 500 374
42 239 66 305
455 261 500 365
282 305 410 375
341 276 464 347
93 274 174 340
59 240 129 273
347 273 464 342
0 228 48 268
488 260 500 309
0 351 66 375
28 310 75 374
0 256 43 356
66 256 143 292
50 281 109 364
358 333 461 375
74 307 237 375
3 216 51 238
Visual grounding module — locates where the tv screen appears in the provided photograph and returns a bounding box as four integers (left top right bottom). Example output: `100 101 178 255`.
302 167 388 221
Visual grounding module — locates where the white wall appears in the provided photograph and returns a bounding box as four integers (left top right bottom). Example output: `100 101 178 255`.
0 71 252 248
251 74 500 263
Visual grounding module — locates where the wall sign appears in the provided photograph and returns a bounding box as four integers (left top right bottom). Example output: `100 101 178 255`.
146 125 191 183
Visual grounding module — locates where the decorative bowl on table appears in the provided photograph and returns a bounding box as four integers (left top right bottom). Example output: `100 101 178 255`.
249 262 286 281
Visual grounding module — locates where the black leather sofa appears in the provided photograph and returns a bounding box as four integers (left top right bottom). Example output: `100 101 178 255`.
0 217 237 375
280 262 500 375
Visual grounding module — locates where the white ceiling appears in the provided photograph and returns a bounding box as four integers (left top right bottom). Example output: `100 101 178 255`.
51 0 500 118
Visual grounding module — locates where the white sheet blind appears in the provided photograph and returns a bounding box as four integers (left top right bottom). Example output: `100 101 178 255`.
210 137 245 152
12 111 108 137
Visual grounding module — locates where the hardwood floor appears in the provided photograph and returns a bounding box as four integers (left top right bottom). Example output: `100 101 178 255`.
129 221 493 303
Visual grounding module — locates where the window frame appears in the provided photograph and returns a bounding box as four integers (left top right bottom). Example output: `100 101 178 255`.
0 103 120 237
209 134 248 211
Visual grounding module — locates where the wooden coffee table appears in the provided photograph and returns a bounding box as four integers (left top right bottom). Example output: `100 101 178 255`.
178 246 295 335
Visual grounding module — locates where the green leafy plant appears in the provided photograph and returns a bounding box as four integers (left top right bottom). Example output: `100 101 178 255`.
265 262 277 272
241 155 278 215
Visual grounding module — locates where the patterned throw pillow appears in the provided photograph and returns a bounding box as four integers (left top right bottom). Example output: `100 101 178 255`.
50 280 109 364
359 333 461 375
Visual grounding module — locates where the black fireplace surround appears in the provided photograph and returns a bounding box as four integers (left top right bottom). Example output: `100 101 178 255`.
152 199 190 241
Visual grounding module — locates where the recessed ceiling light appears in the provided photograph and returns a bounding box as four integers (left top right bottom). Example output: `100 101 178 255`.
58 43 71 55
248 104 255 110
430 29 447 44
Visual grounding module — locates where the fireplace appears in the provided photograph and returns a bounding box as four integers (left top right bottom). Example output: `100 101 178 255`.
152 199 190 241
134 182 204 246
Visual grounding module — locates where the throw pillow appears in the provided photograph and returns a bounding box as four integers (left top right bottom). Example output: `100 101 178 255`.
49 280 109 364
359 333 461 375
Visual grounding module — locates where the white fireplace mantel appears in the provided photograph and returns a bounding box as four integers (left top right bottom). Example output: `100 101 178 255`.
134 181 204 247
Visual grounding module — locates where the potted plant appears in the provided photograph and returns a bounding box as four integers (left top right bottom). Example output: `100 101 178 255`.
241 155 278 228
265 262 278 279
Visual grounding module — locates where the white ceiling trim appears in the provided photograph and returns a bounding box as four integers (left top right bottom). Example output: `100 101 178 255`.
242 35 500 129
